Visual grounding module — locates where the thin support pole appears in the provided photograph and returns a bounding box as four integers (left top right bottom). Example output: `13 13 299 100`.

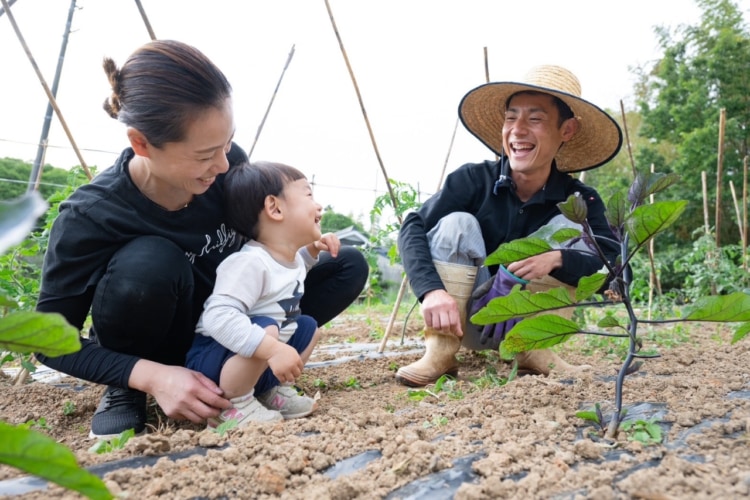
323 0 400 221
378 276 409 352
134 0 156 40
28 0 76 192
729 181 744 244
0 0 91 180
620 100 637 179
702 171 710 235
715 108 726 247
248 44 295 160
646 164 662 320
743 156 748 273
0 0 18 17
378 117 459 353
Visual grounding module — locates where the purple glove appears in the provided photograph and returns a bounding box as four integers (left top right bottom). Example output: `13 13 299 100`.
469 265 529 346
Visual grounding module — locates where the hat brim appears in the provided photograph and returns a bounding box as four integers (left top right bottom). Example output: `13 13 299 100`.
458 82 623 173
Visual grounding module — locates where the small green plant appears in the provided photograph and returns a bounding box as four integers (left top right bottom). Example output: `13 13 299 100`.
620 418 663 445
210 419 238 436
88 429 136 454
22 417 50 431
470 365 509 389
368 327 384 341
313 378 328 389
422 415 449 428
472 170 750 440
388 361 399 372
406 374 464 401
62 400 76 416
576 402 611 436
344 377 361 389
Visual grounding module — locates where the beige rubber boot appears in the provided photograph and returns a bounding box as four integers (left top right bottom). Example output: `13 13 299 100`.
396 261 477 387
395 328 461 387
514 275 591 376
514 349 590 376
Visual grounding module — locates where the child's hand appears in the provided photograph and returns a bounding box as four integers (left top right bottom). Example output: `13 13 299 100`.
312 232 340 257
266 342 303 384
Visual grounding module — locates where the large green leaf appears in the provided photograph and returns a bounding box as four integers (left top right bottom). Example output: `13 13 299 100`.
575 272 609 302
732 322 750 344
683 292 750 322
0 311 80 357
470 287 574 324
0 422 112 499
499 314 580 354
485 223 585 266
606 191 629 230
628 172 681 206
0 192 48 255
626 200 687 246
528 224 581 245
485 238 552 266
557 194 588 224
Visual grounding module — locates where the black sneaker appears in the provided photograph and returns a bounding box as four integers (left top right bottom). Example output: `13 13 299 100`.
89 386 148 439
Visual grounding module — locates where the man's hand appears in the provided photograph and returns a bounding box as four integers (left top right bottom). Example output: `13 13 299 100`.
420 289 464 337
506 250 562 281
132 361 231 423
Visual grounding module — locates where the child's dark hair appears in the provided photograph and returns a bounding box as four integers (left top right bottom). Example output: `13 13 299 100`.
224 161 307 240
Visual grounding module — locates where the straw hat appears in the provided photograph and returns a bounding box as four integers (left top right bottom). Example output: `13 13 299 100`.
458 65 623 172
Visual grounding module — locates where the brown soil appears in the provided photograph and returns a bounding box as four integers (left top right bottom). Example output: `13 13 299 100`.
1 309 749 499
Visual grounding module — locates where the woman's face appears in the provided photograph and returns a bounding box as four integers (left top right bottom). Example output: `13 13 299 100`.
147 98 236 197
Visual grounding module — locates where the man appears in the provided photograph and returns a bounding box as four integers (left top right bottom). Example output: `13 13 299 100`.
396 65 622 387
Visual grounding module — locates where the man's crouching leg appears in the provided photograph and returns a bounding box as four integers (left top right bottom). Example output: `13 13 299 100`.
463 274 591 376
396 261 477 387
395 328 461 387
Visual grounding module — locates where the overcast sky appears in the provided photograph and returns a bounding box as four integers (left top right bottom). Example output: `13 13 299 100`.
2 0 748 224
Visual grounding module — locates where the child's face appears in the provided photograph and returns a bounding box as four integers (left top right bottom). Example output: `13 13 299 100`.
279 178 322 244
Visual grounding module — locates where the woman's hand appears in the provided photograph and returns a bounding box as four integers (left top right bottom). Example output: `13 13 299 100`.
131 360 231 423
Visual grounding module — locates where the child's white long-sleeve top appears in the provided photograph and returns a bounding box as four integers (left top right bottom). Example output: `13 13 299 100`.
195 240 318 357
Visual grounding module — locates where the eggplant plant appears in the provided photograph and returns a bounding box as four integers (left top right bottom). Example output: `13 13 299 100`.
470 170 750 440
0 192 112 500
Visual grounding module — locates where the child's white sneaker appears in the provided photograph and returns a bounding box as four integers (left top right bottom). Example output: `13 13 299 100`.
208 393 283 428
257 384 317 419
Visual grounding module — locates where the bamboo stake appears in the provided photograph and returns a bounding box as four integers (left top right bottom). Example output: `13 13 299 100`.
323 0 400 221
248 44 296 160
702 171 710 235
647 164 662 320
743 156 748 273
0 0 18 17
620 100 637 179
715 108 726 247
134 0 157 40
27 0 76 193
378 45 490 353
0 0 92 180
729 181 744 243
323 0 405 351
378 118 460 353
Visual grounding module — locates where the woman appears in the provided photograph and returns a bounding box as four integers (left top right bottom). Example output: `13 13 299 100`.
35 40 368 439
